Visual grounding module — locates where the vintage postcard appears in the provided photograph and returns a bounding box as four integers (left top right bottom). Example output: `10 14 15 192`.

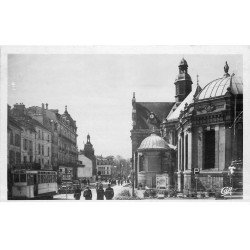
0 46 249 201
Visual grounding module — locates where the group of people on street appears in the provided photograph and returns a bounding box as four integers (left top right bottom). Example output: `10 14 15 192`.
74 183 114 200
95 183 114 200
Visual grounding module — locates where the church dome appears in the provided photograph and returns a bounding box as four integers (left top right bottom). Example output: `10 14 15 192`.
138 133 176 151
197 72 243 100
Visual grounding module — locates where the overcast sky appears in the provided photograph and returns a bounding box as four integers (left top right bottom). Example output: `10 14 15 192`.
8 54 242 158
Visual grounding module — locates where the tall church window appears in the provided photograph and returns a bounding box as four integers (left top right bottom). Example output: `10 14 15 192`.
181 135 184 171
178 139 181 171
185 134 188 170
204 130 215 169
139 155 143 172
176 85 179 95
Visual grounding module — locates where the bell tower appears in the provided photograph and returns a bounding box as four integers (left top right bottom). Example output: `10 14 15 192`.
174 58 193 103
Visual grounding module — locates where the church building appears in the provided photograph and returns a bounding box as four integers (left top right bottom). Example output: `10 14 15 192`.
80 134 97 176
131 59 243 194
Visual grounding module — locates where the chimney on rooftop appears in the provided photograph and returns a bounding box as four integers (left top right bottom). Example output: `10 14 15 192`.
45 103 48 110
13 103 26 116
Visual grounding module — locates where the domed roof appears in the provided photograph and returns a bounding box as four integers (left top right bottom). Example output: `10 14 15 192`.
138 133 176 151
197 74 243 100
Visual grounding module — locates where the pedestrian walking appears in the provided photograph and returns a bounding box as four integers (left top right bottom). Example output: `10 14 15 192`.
87 179 90 186
83 186 92 200
96 184 105 200
83 178 87 186
104 184 114 200
74 185 81 200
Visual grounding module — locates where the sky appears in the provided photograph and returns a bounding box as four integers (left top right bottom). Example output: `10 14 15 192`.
7 54 243 158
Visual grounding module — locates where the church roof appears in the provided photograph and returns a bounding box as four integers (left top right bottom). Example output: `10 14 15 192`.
197 74 243 100
167 82 201 121
138 133 176 151
135 102 175 129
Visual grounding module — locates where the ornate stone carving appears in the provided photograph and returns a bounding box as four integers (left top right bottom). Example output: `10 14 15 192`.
204 104 216 113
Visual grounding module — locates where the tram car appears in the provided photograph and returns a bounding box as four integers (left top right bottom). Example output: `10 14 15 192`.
12 169 58 199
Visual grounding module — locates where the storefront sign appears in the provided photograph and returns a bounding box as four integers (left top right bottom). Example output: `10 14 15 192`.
156 174 167 189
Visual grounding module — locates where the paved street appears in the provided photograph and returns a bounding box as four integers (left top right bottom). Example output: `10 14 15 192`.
53 183 130 200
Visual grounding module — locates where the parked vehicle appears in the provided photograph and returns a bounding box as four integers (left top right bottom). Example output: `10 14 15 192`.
58 182 74 194
12 169 58 199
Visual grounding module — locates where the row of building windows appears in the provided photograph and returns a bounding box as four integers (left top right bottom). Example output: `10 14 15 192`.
9 151 50 166
37 144 50 156
97 166 111 171
58 125 76 143
13 172 56 183
37 130 50 142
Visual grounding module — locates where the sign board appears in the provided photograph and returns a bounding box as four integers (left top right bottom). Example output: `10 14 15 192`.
156 174 168 189
194 168 200 174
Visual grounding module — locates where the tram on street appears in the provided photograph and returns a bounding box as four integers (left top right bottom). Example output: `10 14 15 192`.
12 169 58 199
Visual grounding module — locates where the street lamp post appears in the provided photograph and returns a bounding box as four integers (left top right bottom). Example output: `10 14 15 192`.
113 166 117 184
131 170 135 197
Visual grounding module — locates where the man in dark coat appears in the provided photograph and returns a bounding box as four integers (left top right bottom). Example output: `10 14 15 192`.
83 178 87 186
74 185 82 200
83 186 92 200
104 184 114 200
96 184 105 200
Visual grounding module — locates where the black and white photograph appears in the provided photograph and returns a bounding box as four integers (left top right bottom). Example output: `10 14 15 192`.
1 48 245 201
0 2 250 250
